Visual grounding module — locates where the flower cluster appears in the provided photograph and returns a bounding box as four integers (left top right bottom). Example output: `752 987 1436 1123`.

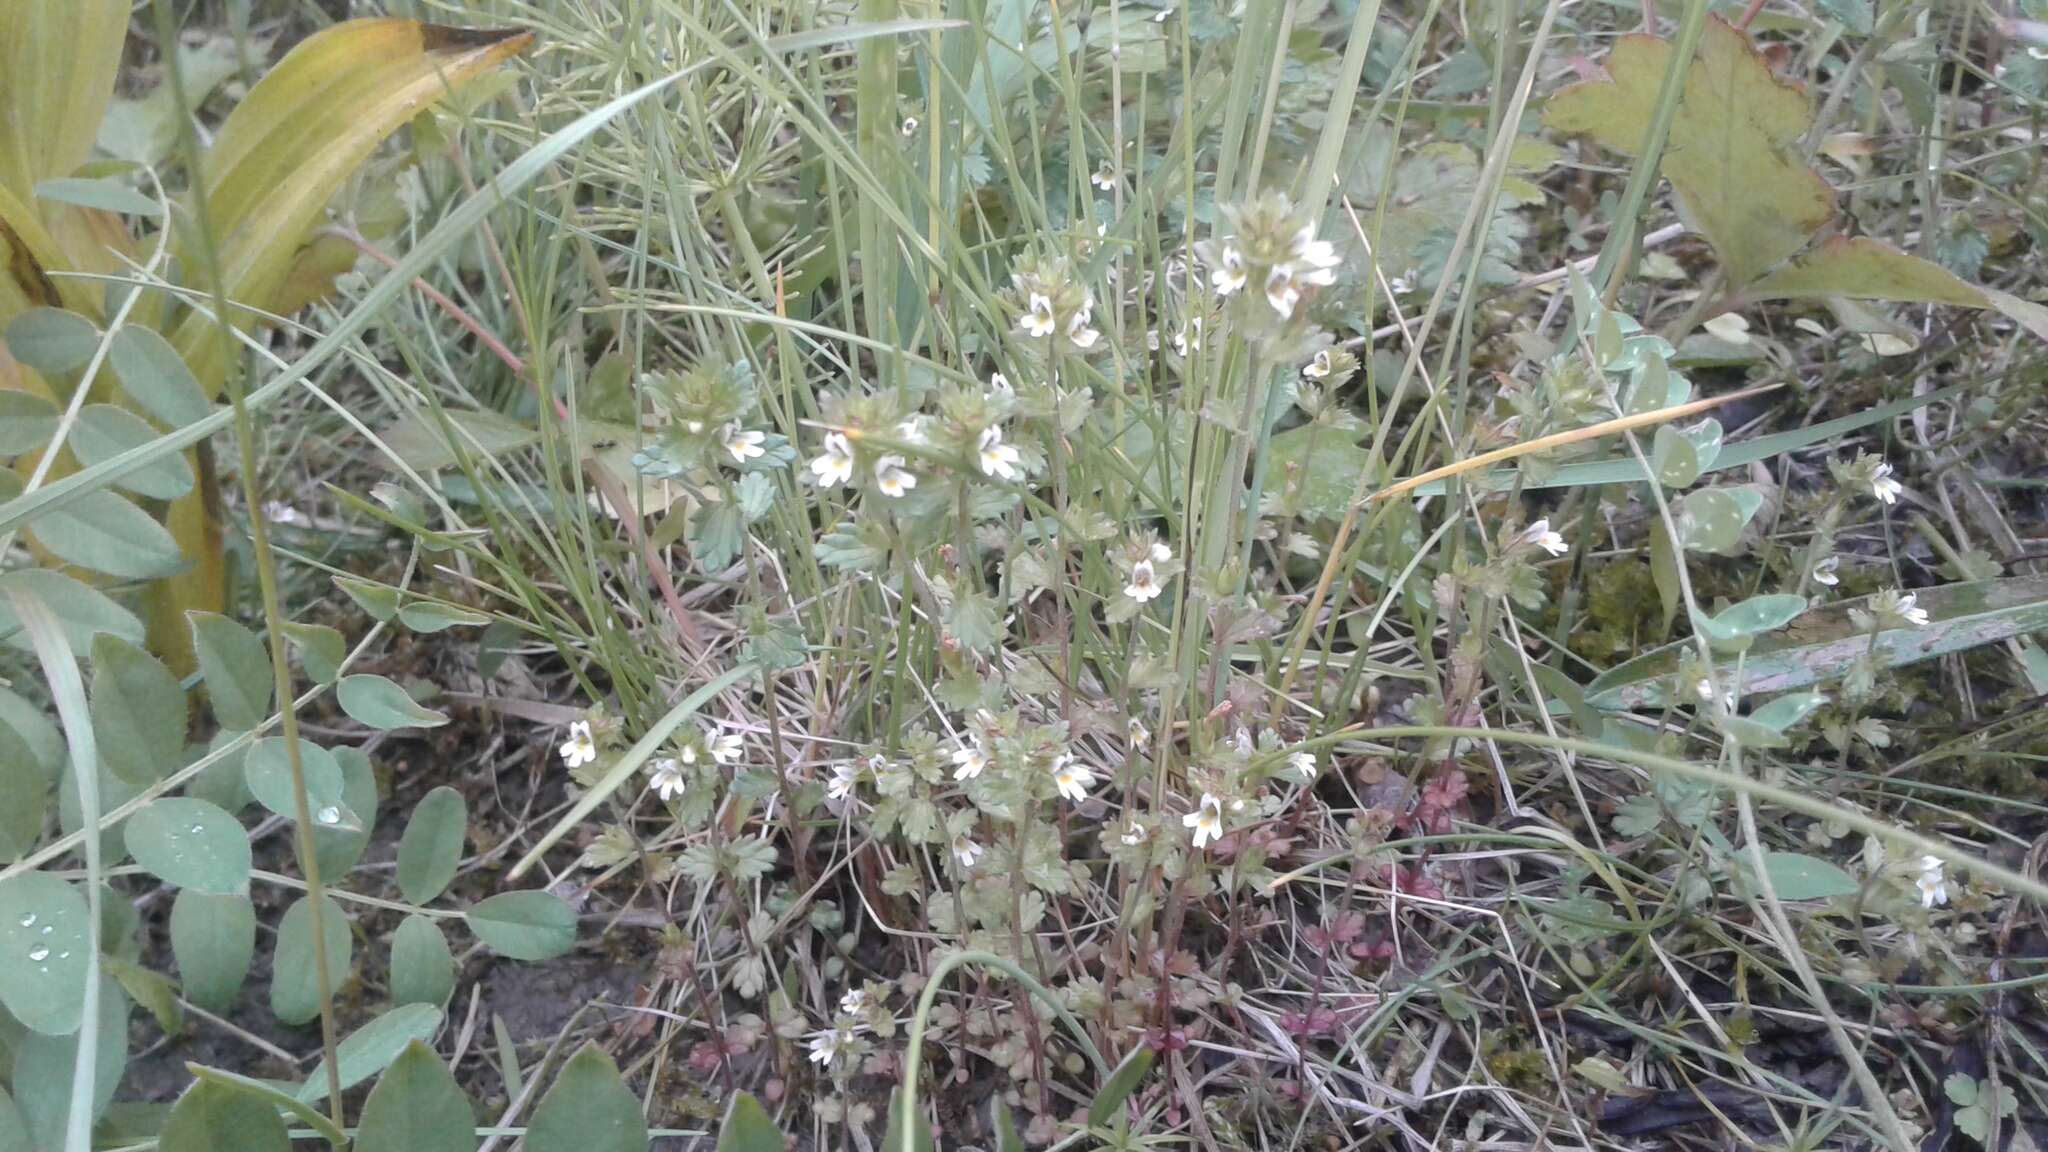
1829 451 1904 507
1195 192 1342 320
1009 250 1100 352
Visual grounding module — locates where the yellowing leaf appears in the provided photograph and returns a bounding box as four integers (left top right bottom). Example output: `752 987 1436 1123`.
1746 236 1988 307
0 0 129 201
1545 16 1834 285
170 20 532 394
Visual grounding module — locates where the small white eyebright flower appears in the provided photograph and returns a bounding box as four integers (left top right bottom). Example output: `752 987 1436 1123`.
808 1027 854 1066
1869 461 1903 505
1184 794 1224 850
720 423 766 463
1150 540 1173 563
1695 679 1717 705
1022 292 1057 338
1066 303 1100 350
896 415 929 444
951 745 988 781
1517 518 1569 557
826 761 859 802
839 988 867 1016
1173 317 1203 356
1916 855 1948 908
1265 265 1302 318
810 432 855 488
709 731 744 765
559 721 596 769
1125 558 1163 602
264 500 304 526
952 834 984 868
1127 717 1151 751
680 744 699 766
988 371 1012 396
647 757 685 802
1091 160 1117 191
1288 751 1318 782
875 455 917 498
1897 592 1929 627
1303 350 1334 379
1211 245 1247 295
1811 556 1840 586
1051 755 1093 803
1120 820 1148 846
901 117 919 136
977 425 1021 480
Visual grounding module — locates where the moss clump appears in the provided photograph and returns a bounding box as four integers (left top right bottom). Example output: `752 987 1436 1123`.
1569 560 1666 663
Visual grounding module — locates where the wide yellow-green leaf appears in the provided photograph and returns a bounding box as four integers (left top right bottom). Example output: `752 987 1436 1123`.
0 0 129 201
0 182 97 321
170 20 532 395
1745 236 1987 307
1545 16 1834 286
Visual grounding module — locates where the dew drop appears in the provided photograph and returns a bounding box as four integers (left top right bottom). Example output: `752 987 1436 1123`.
190 824 205 834
316 806 340 825
17 913 34 928
27 945 48 962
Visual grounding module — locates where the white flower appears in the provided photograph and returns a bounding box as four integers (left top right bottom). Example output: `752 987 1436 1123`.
1021 292 1057 338
810 432 855 487
1869 462 1903 505
680 744 699 766
1695 678 1718 705
1150 540 1173 563
952 744 988 781
1231 728 1253 755
1125 558 1162 602
1288 751 1318 782
1172 318 1203 356
559 721 597 769
896 415 929 443
1303 350 1334 379
1066 302 1100 350
720 423 766 463
826 761 859 801
808 1027 854 1066
1051 754 1093 803
977 425 1021 480
1897 591 1929 627
648 757 686 802
988 371 1012 396
1210 245 1247 295
901 117 919 136
1120 820 1148 846
1811 556 1840 587
1288 225 1341 285
1183 794 1224 850
1916 855 1948 908
875 455 917 498
839 987 867 1016
709 731 744 765
264 500 304 526
1265 265 1302 319
952 834 984 868
1127 717 1151 751
1091 160 1117 191
1518 518 1569 557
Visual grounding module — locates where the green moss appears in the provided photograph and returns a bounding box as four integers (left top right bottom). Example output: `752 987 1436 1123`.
1569 560 1666 663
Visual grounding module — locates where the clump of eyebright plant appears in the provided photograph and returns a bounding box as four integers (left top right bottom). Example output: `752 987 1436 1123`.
5 3 2048 1152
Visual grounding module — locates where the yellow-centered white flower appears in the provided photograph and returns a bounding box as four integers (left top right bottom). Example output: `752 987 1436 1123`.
1022 292 1057 338
1184 793 1224 850
875 455 917 498
720 423 766 463
977 425 1021 480
952 745 988 781
1869 461 1903 505
1051 754 1093 803
559 721 597 769
647 757 685 801
1125 558 1162 602
952 834 984 868
1916 855 1948 908
810 432 855 487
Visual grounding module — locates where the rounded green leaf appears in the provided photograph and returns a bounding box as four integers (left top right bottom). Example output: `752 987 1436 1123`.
270 895 352 1026
3 308 99 376
297 1003 445 1106
353 1041 474 1152
1649 424 1699 488
170 890 256 1012
0 874 91 1035
396 602 489 633
242 736 352 828
89 633 187 786
0 570 143 654
396 787 466 905
108 326 211 430
69 405 195 500
524 1045 647 1152
188 611 272 732
124 798 250 895
1758 851 1859 901
717 1092 783 1152
0 719 50 861
26 489 183 579
0 391 59 457
338 674 448 730
1676 487 1753 554
314 745 379 879
281 622 345 684
160 1078 288 1152
464 891 576 961
389 915 455 1008
12 977 128 1148
1697 594 1808 651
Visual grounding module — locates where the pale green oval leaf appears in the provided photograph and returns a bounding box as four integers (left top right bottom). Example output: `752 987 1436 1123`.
0 874 91 1035
108 326 211 429
89 633 186 785
1758 851 1859 900
189 611 272 731
4 308 100 376
1697 594 1809 651
33 176 161 217
717 1092 783 1152
297 1003 445 1106
524 1044 647 1152
160 1079 288 1152
270 895 352 1026
397 601 490 633
12 977 127 1148
0 569 143 653
389 914 455 1008
396 787 465 904
125 797 249 895
27 488 183 579
313 744 378 879
280 621 344 684
0 719 48 860
465 891 576 961
1675 487 1755 554
242 736 351 828
0 392 59 457
169 890 255 1012
338 674 448 730
69 405 193 499
353 1040 473 1152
